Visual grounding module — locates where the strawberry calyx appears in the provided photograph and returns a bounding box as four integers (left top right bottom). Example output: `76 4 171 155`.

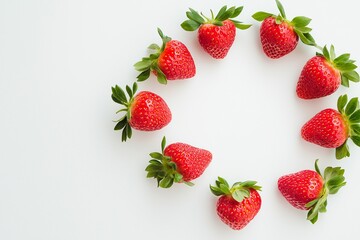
305 160 346 224
336 94 360 159
252 0 316 46
134 28 171 85
316 45 359 88
181 5 251 31
145 136 194 188
111 82 138 142
210 177 261 202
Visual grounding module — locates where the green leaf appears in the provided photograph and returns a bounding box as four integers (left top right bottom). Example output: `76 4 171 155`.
232 21 252 30
114 118 127 131
252 12 273 21
125 85 133 99
217 176 230 188
322 46 330 60
148 44 160 51
149 152 163 160
148 159 162 165
314 159 321 176
345 97 359 115
295 31 316 46
132 82 138 95
232 189 248 203
291 16 311 27
174 173 183 183
276 0 286 18
121 126 128 142
336 62 358 72
134 58 152 71
137 69 151 82
187 8 204 24
181 20 201 31
210 185 223 196
231 6 243 18
328 182 346 194
161 136 166 153
329 45 336 61
217 6 236 21
126 124 132 138
159 176 174 188
111 85 127 104
327 175 345 187
213 20 223 26
215 6 227 20
341 75 350 87
305 199 318 208
145 164 163 172
349 109 360 123
302 33 316 46
351 135 360 147
335 142 350 160
156 70 167 84
219 184 231 195
111 94 122 104
337 94 348 113
351 124 360 135
294 26 312 33
343 71 360 82
334 53 350 64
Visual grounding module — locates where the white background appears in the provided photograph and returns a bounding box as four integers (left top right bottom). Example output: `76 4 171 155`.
1 0 359 239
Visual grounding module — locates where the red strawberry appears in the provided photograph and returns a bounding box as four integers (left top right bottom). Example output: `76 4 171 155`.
252 0 315 59
111 83 171 142
210 177 261 230
134 28 195 84
146 137 212 188
296 45 359 99
301 95 360 159
278 160 346 223
181 6 251 59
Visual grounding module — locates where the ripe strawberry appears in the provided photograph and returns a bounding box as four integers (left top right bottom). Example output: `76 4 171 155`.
301 94 360 159
146 137 212 188
210 177 262 230
252 0 315 59
296 45 359 99
278 160 346 223
111 82 171 142
134 28 195 84
181 5 251 59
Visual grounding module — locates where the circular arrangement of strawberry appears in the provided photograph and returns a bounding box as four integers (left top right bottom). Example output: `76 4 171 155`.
111 0 359 232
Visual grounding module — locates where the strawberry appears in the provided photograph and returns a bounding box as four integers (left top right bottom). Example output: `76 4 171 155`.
111 83 171 142
210 177 262 230
301 94 360 159
252 0 315 59
134 28 195 84
278 160 346 223
296 45 359 99
145 136 212 188
181 6 251 59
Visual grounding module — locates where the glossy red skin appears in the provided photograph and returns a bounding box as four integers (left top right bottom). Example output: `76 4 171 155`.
301 109 348 148
278 170 323 210
164 143 212 182
216 189 261 230
158 40 196 80
296 56 341 99
129 91 171 131
198 20 236 59
260 17 298 59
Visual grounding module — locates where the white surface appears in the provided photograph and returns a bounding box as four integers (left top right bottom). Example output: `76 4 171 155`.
1 0 359 239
